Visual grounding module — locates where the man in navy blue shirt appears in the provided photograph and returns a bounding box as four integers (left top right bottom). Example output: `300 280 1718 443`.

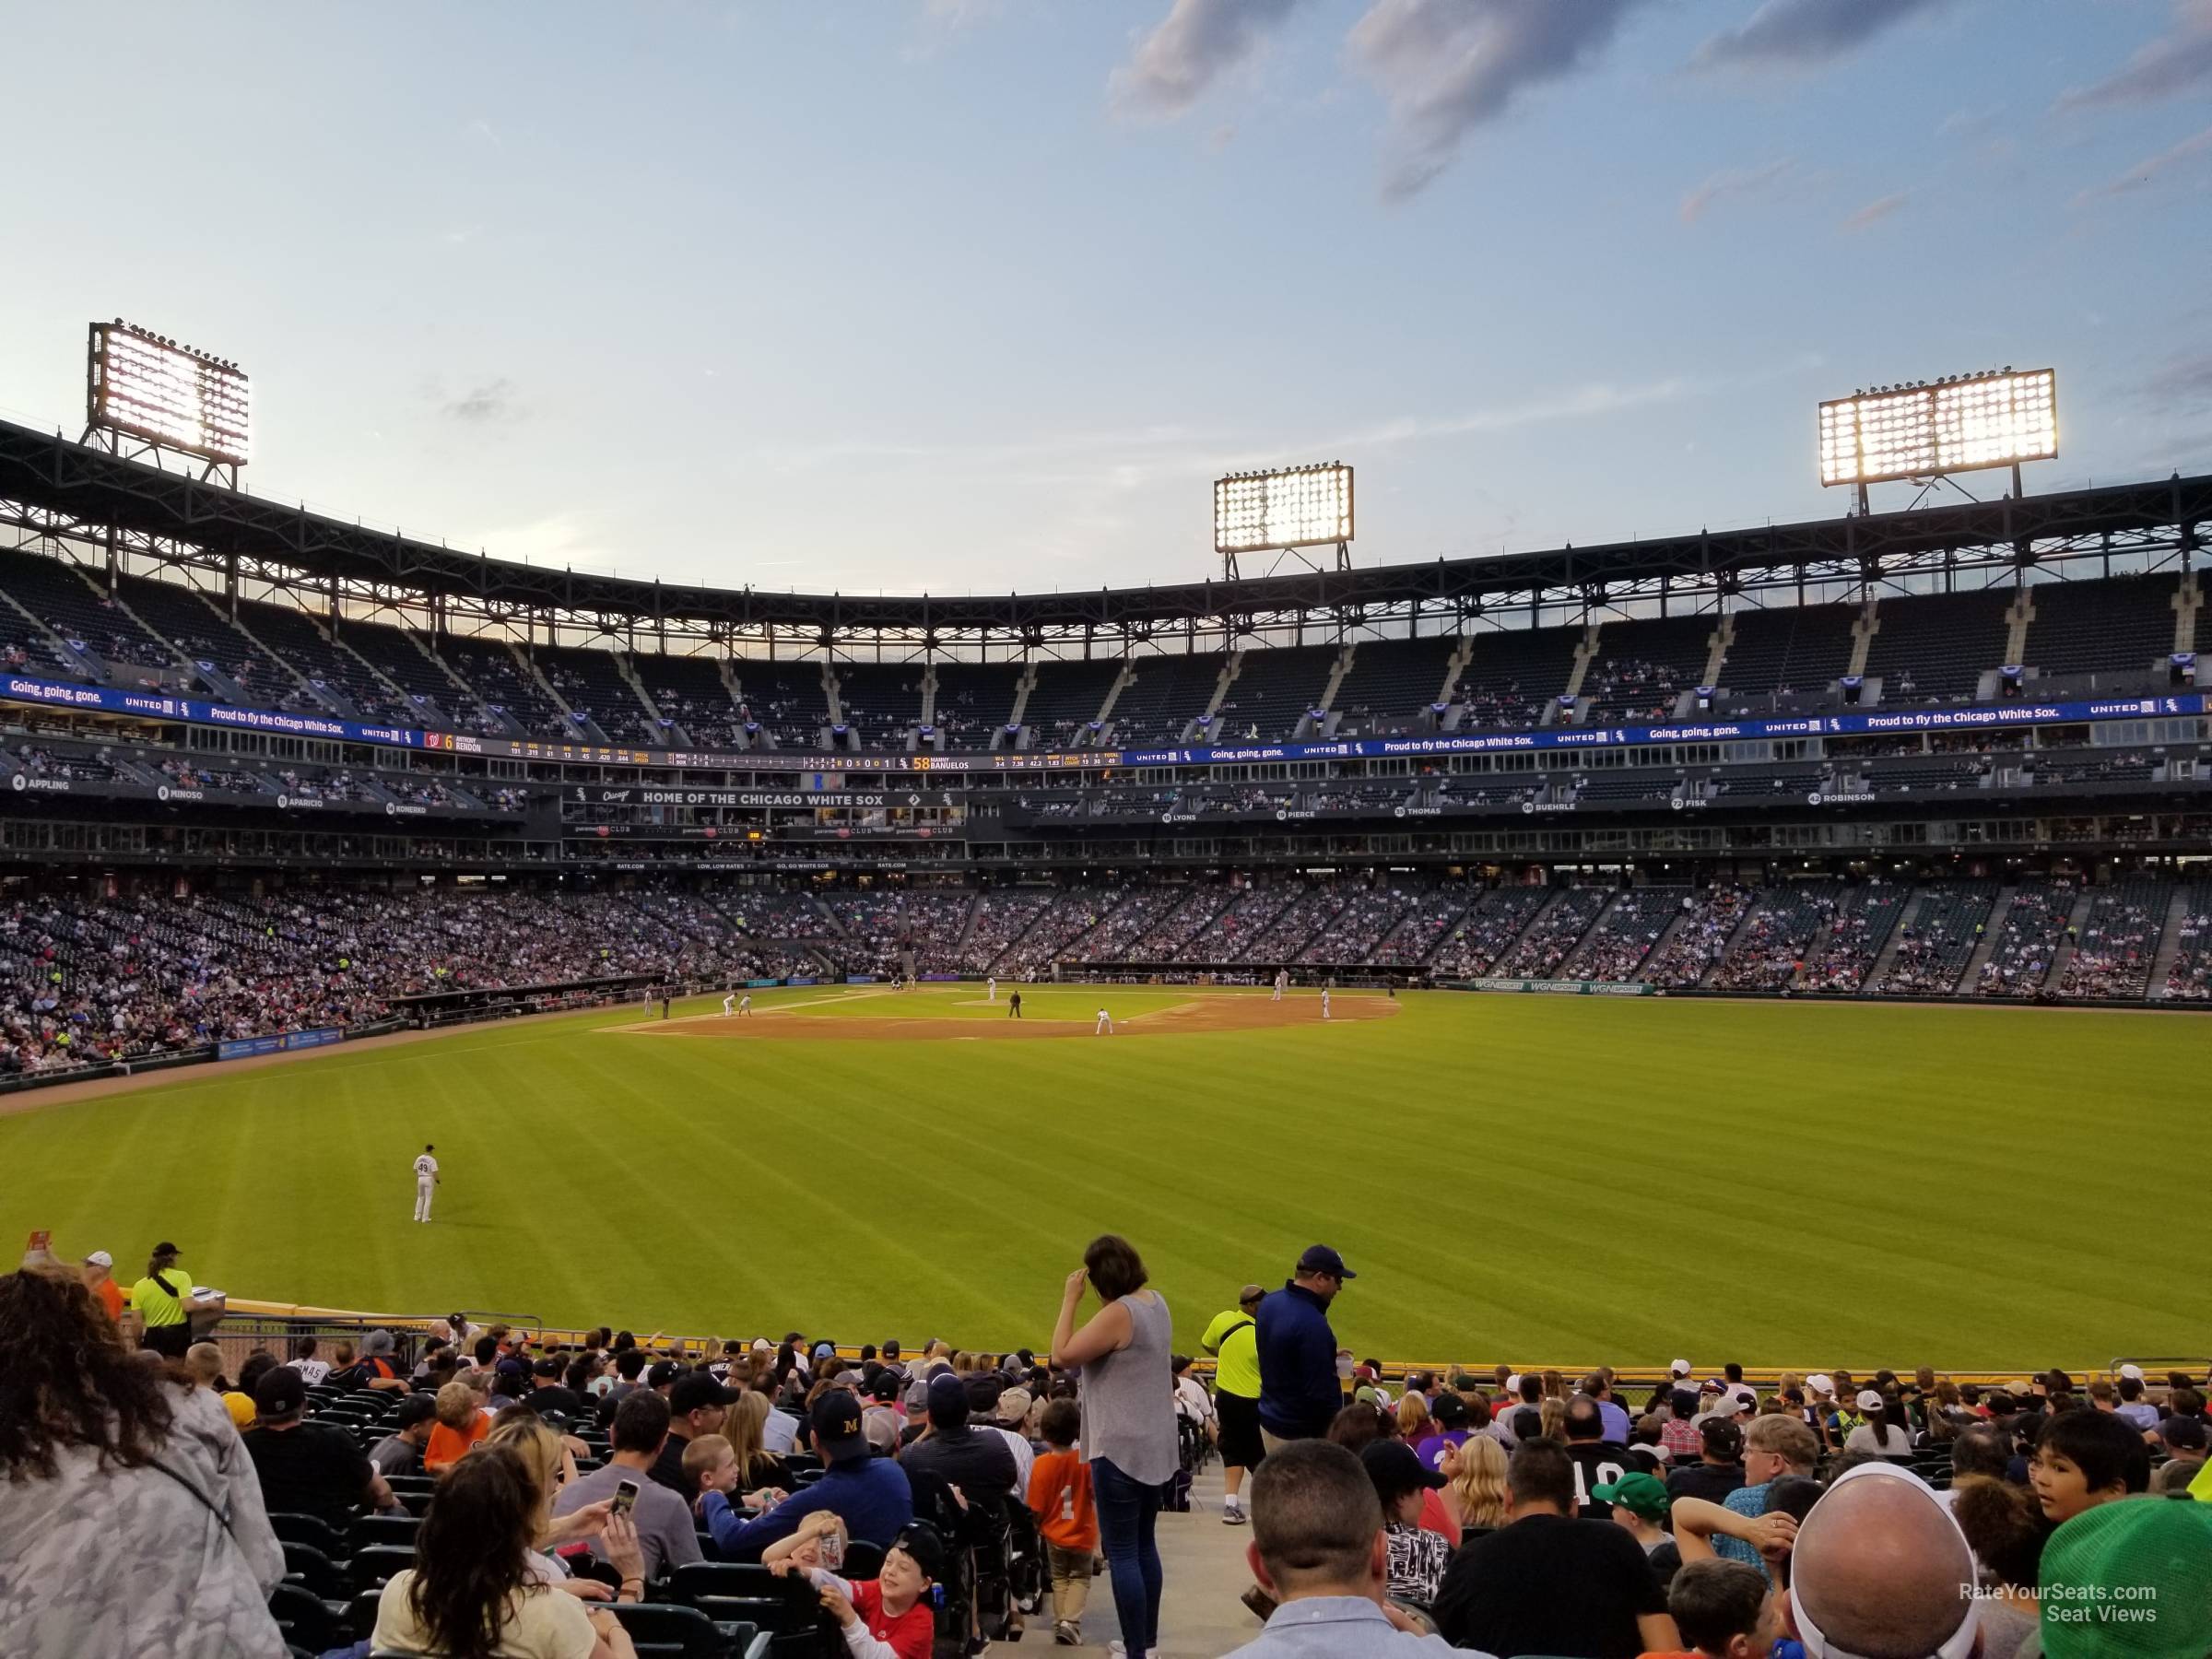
1256 1244 1356 1450
700 1390 914 1559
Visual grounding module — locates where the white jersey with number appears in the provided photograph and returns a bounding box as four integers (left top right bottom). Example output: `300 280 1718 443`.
413 1154 439 1182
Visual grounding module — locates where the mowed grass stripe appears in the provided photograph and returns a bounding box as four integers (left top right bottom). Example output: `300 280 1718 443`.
3 992 2200 1368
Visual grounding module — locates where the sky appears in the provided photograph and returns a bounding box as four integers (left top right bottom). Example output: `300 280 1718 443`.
1 0 2208 600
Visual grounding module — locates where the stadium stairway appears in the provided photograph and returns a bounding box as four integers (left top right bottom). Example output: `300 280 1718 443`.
1956 885 2019 991
2147 886 2197 997
2041 886 2100 993
1636 901 1696 979
1697 893 1769 988
1863 907 1914 988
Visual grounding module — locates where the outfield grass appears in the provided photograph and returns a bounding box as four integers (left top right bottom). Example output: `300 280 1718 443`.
4 986 2198 1370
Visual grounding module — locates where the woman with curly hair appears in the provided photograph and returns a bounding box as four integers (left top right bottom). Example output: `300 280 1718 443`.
0 1265 288 1658
372 1440 642 1657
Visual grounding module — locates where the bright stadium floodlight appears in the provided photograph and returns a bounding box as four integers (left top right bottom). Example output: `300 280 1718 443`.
1214 462 1354 577
85 320 251 481
1818 369 2056 507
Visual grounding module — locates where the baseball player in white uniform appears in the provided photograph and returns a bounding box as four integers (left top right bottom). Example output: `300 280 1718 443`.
738 992 752 1017
723 994 735 1017
1320 988 1331 1021
412 1144 441 1222
987 976 996 1003
1095 1006 1113 1036
1272 970 1288 1003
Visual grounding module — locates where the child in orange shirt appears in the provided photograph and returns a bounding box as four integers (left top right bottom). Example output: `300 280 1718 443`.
424 1380 489 1473
1026 1398 1098 1647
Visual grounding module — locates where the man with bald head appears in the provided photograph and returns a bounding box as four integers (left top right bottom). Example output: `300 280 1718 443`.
1784 1464 1979 1659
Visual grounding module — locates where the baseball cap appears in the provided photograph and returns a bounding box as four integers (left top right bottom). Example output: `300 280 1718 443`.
1238 1283 1265 1304
893 1523 947 1585
867 1371 900 1403
1806 1373 1835 1397
2116 1363 2146 1382
926 1372 970 1419
1669 1358 1692 1377
812 1341 837 1363
1360 1439 1446 1499
996 1386 1033 1427
646 1359 681 1389
1295 1244 1356 1279
1855 1389 1886 1413
152 1241 180 1257
810 1389 870 1462
535 1357 562 1380
1700 1418 1745 1458
253 1365 308 1424
1431 1392 1468 1429
362 1329 395 1358
669 1373 740 1415
2036 1496 2212 1659
84 1250 112 1268
2159 1414 2206 1451
1592 1471 1670 1523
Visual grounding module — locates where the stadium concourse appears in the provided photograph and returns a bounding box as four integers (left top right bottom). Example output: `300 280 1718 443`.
7 1258 2211 1659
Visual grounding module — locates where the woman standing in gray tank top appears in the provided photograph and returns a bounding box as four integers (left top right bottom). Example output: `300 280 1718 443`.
1052 1233 1176 1659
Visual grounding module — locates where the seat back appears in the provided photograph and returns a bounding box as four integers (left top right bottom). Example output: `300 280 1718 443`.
265 1511 347 1556
265 1580 339 1652
280 1539 348 1601
350 1512 423 1553
349 1543 418 1596
607 1601 727 1659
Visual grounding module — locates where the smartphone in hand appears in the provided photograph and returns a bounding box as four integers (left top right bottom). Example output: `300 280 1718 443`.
613 1479 639 1517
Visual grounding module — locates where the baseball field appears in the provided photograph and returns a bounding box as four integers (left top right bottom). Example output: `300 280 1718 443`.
2 983 2198 1371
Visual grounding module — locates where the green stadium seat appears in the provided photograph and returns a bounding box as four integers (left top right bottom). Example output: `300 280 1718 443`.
266 1581 342 1652
280 1539 348 1601
608 1601 731 1657
265 1512 347 1557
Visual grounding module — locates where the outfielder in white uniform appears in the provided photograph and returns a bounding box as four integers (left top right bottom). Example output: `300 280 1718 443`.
1320 989 1331 1021
1272 970 1287 1003
412 1145 441 1223
987 976 996 1003
1095 1007 1113 1036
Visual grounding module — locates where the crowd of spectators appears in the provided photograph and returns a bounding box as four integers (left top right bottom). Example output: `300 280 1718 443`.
1560 888 1677 982
1711 882 1841 993
2166 888 2212 1000
1977 877 2079 998
818 889 977 977
2055 877 2165 1000
1641 885 1752 988
15 1239 2208 1659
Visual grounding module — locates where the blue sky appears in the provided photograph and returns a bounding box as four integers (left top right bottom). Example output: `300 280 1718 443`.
1 0 2206 596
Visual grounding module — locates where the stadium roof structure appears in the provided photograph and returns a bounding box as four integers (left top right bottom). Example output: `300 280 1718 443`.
0 416 2204 655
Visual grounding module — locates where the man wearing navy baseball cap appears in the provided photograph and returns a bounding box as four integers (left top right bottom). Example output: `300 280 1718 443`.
1256 1245 1357 1453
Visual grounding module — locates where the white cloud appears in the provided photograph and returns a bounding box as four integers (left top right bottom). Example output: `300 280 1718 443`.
1679 157 1796 224
1111 0 1312 118
1692 0 1956 71
2072 123 2212 203
2055 0 2212 111
1350 0 1653 200
1841 190 1910 230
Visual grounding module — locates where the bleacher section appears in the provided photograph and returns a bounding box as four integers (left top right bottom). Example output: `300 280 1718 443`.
1453 624 1579 730
1877 883 1996 996
1864 586 2014 701
1020 658 1121 749
733 661 830 747
2056 876 2168 1000
437 636 571 737
341 618 500 737
637 653 742 747
1800 878 1910 992
1583 614 1715 722
0 550 173 682
1560 887 1677 981
1721 603 1858 697
1108 652 1228 747
538 644 658 745
1214 643 1336 741
830 662 925 749
2024 572 2180 678
1977 876 2078 998
1497 887 1609 977
1712 881 1842 991
1430 888 1548 977
2166 885 2212 1000
108 571 274 698
234 600 413 725
931 661 1024 747
1330 635 1457 736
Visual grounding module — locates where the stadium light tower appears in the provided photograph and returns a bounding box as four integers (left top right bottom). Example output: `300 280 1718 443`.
1818 368 2055 515
1214 462 1354 580
83 320 251 487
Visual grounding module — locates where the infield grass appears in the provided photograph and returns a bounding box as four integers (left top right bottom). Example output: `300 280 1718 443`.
4 985 2198 1371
